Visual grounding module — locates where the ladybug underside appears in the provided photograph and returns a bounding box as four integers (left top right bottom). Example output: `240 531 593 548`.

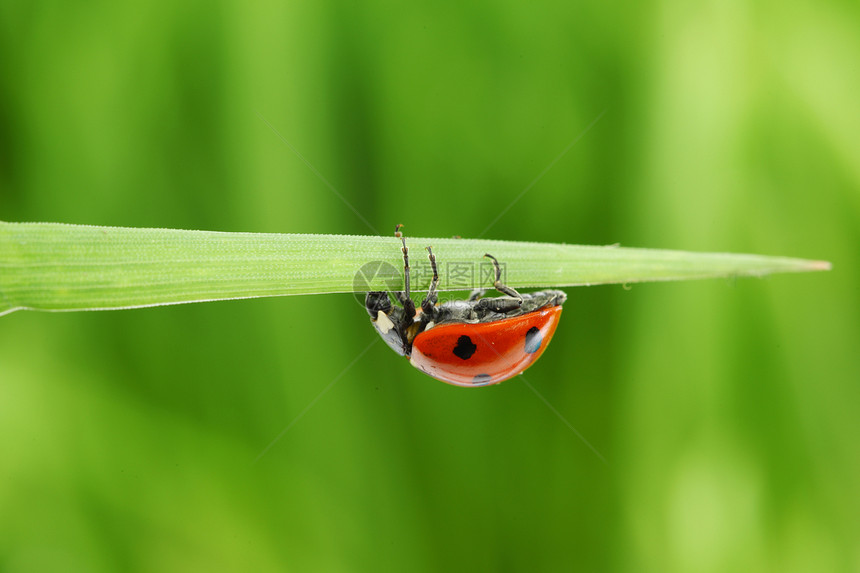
368 289 567 357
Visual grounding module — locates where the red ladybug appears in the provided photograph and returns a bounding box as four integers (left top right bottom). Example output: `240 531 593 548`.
365 225 566 387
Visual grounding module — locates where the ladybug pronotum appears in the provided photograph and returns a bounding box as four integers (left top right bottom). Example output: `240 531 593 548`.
365 225 566 387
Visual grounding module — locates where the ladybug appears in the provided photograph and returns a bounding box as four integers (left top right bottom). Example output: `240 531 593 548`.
365 225 567 387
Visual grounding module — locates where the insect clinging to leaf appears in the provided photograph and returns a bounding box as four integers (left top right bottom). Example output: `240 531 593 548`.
365 225 566 387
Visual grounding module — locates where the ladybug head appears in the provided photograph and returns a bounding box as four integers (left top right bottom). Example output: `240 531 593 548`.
365 291 392 319
366 291 415 357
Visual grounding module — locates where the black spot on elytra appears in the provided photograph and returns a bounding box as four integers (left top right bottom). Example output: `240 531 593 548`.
524 326 542 354
453 335 477 360
473 374 492 386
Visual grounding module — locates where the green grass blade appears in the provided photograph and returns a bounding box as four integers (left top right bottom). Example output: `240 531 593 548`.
0 221 830 315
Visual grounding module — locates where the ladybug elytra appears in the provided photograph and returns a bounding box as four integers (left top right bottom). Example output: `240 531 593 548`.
365 225 566 387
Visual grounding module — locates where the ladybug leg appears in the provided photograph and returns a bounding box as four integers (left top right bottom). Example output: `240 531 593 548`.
476 253 523 313
484 253 522 300
420 246 439 316
394 224 416 319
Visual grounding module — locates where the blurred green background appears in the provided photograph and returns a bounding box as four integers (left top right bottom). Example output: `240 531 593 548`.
1 0 858 571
